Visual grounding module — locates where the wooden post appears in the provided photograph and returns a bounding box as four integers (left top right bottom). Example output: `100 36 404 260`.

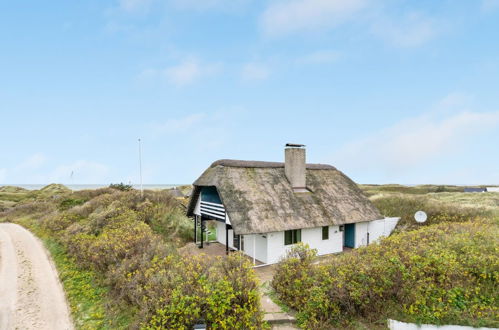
200 219 204 249
194 216 197 244
225 224 229 255
253 234 256 266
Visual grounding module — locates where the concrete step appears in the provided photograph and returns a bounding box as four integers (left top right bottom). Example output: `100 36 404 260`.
264 312 296 324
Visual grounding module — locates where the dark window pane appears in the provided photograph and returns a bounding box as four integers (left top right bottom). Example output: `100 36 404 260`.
322 226 329 240
285 230 292 245
285 229 302 245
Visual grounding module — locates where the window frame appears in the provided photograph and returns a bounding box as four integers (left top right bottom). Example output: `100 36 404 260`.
322 226 329 240
284 229 302 245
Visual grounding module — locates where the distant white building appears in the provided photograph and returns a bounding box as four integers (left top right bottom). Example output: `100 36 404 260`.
187 144 399 265
486 187 499 193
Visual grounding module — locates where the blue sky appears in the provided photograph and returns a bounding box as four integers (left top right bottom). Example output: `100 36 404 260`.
1 0 499 185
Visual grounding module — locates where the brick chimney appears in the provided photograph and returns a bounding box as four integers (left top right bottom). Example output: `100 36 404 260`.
285 144 307 192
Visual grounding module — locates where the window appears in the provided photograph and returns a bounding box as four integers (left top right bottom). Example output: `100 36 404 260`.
284 229 301 245
322 226 329 240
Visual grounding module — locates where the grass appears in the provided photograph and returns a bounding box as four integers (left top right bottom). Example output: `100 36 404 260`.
12 217 132 330
195 221 218 242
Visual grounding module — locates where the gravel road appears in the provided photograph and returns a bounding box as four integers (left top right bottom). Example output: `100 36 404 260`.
0 223 73 330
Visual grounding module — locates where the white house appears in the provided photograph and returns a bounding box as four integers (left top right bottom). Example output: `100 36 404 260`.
187 144 399 265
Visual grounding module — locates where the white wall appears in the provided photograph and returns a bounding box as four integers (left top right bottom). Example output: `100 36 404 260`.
354 222 369 248
194 195 201 215
355 217 400 248
216 221 226 245
266 231 286 264
487 187 499 193
242 234 268 264
216 221 234 249
265 226 344 264
303 226 343 256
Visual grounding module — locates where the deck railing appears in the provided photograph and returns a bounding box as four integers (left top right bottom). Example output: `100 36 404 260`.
200 200 225 220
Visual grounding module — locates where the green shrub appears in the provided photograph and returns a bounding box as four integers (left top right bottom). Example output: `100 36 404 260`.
43 212 84 232
271 243 317 310
58 198 86 211
109 183 133 191
272 221 499 328
145 253 265 329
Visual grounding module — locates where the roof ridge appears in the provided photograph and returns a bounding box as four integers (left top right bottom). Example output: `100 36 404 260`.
210 159 336 170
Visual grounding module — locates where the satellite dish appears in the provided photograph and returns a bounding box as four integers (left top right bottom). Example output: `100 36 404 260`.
414 211 427 223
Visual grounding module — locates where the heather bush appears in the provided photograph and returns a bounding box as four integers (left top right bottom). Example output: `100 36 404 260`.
271 243 318 310
58 197 86 211
18 189 266 328
42 212 84 232
272 221 499 328
145 253 265 329
109 183 133 191
0 200 57 220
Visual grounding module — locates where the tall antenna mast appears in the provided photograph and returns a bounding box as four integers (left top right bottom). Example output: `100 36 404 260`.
138 138 143 197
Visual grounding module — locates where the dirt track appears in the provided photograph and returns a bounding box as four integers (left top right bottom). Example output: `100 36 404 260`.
0 223 73 330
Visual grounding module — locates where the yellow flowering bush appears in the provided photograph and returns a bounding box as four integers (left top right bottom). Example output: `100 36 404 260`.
272 221 499 329
35 189 265 328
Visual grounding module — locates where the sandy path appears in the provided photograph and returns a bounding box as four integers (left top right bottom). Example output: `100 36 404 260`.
0 223 73 330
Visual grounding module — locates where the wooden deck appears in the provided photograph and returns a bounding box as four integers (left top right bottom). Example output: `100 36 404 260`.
181 242 265 266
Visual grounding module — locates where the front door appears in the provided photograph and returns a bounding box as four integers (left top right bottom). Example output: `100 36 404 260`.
344 223 355 248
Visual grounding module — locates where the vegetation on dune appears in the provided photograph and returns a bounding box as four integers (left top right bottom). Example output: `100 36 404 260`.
0 185 29 193
272 220 499 329
109 183 133 191
1 185 265 329
370 193 495 231
359 184 465 197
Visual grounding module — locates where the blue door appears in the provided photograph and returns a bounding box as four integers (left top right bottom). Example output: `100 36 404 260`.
344 223 355 248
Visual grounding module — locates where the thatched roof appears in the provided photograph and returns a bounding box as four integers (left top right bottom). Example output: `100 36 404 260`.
187 160 382 235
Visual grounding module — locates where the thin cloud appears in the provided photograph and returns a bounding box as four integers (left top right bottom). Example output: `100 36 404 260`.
164 58 220 86
241 63 270 81
371 12 437 48
482 0 499 12
297 50 342 64
260 1 439 48
118 0 152 13
17 153 47 170
169 0 249 11
334 110 499 173
260 0 369 37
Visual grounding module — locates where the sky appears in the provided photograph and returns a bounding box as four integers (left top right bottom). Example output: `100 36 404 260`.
1 0 499 185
